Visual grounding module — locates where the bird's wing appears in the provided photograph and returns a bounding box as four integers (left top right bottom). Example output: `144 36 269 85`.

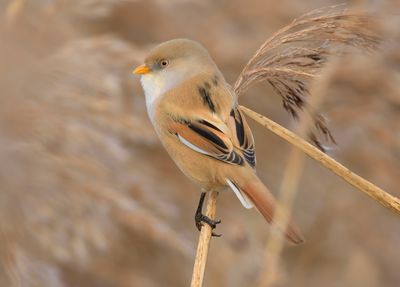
169 117 244 166
162 75 255 167
228 107 256 168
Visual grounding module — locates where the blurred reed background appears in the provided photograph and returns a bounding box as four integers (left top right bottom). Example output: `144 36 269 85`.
0 0 399 286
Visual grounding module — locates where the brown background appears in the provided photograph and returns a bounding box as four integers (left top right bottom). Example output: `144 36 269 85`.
0 0 399 286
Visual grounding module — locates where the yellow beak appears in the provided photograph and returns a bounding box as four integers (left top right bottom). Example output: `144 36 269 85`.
132 64 151 75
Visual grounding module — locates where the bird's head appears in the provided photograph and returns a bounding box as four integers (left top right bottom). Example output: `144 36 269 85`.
133 39 218 100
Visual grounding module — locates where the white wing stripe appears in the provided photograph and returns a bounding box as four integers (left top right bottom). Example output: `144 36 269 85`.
177 134 211 156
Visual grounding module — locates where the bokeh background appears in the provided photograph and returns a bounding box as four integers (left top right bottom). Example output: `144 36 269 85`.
0 0 399 286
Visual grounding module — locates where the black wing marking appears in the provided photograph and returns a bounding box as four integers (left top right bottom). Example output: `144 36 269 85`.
230 108 256 168
198 85 216 113
175 119 244 166
188 123 228 150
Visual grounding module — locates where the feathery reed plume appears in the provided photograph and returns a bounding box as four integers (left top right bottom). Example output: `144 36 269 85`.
234 5 380 151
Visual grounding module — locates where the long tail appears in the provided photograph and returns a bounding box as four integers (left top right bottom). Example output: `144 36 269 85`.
227 173 305 244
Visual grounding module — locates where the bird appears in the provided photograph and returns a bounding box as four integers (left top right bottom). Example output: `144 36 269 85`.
133 38 304 244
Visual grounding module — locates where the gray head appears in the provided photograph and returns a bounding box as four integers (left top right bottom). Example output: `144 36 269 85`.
134 39 217 76
133 39 221 113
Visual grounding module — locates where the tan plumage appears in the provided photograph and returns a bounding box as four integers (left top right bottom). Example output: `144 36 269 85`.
133 39 304 244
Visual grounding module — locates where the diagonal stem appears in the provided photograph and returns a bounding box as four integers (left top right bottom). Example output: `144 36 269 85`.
239 105 400 216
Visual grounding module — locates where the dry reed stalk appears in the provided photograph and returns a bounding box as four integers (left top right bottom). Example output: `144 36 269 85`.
190 6 389 286
235 14 399 284
190 190 219 287
240 105 400 216
255 60 336 287
257 149 305 286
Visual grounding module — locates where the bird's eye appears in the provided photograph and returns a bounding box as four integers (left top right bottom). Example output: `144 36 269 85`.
160 59 169 68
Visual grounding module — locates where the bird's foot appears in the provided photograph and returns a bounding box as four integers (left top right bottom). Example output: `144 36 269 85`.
194 192 222 237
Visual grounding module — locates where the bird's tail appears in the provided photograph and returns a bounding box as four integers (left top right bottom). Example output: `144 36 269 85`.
227 173 305 244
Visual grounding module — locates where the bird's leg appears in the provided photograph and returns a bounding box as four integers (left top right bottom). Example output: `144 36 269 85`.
194 192 221 237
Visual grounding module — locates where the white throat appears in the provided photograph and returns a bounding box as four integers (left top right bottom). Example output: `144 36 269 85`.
140 67 196 122
140 73 168 120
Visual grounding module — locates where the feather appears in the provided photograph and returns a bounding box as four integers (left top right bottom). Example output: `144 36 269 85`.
226 179 253 209
172 119 244 166
235 174 304 244
228 108 256 168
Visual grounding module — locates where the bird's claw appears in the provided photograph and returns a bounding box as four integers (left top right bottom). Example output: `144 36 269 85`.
194 192 222 237
195 213 222 237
